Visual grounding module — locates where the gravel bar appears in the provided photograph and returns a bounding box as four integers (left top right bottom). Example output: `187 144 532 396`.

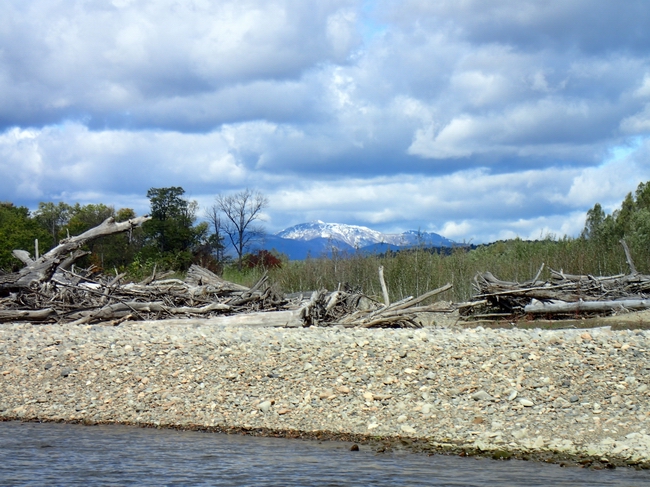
2 321 650 468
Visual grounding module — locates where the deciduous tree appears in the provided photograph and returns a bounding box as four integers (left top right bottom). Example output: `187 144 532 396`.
215 189 268 270
0 203 50 271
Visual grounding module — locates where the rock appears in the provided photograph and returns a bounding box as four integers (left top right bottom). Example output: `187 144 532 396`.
397 414 407 423
319 390 334 400
362 391 374 401
513 428 528 440
519 398 534 407
350 444 359 451
472 390 494 401
259 401 272 413
553 397 571 408
400 424 416 434
570 395 580 403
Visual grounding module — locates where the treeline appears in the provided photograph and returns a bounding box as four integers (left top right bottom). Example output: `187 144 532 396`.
0 187 268 278
4 181 650 304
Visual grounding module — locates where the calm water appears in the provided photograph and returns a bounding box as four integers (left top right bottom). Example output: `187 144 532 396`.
1 422 649 486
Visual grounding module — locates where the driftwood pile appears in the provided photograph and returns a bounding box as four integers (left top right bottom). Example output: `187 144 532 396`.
468 241 650 319
0 216 454 328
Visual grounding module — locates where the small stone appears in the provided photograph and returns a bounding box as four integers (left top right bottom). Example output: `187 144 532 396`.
569 395 579 403
363 391 374 401
400 424 416 434
553 397 571 408
513 428 528 440
580 332 593 341
259 400 272 413
399 350 408 358
277 408 291 415
508 391 518 401
637 384 648 393
319 390 334 400
421 404 432 414
350 444 359 451
471 390 494 401
519 398 534 407
397 414 407 423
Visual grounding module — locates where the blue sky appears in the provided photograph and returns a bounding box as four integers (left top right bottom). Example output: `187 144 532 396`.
2 0 650 243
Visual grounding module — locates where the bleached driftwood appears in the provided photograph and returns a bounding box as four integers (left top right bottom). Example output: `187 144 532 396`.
0 217 455 328
1 216 151 292
525 299 650 314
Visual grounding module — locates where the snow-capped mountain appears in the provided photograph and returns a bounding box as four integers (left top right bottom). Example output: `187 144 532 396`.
274 221 455 252
276 220 403 248
250 221 457 260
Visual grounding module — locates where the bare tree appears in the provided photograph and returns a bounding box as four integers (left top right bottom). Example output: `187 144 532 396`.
215 189 268 270
205 203 225 264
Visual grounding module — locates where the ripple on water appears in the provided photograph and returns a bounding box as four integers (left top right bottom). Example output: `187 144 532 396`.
0 422 649 486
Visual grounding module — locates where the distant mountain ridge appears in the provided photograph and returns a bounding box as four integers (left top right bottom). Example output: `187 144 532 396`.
251 221 456 260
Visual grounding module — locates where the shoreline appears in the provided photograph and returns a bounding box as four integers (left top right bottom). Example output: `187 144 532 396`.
0 418 625 469
2 321 650 469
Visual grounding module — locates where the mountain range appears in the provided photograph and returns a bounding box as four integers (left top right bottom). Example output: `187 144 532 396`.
249 221 456 260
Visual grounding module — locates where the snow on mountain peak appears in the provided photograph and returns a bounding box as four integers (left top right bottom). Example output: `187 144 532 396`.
278 221 410 248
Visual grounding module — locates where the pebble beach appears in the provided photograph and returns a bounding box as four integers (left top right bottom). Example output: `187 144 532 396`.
2 320 650 468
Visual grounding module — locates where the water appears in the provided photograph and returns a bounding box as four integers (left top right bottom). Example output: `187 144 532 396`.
1 422 649 486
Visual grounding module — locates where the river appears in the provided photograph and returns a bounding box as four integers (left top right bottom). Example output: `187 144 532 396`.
1 421 649 486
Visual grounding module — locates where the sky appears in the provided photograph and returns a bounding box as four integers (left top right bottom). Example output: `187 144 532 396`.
2 0 650 243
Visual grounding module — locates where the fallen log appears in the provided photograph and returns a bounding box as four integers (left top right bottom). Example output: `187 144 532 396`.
1 216 150 293
0 308 55 322
524 299 650 314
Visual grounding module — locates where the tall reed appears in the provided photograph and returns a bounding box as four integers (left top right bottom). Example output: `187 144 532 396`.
222 237 642 303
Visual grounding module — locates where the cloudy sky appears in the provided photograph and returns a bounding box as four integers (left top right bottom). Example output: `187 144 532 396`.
2 0 650 243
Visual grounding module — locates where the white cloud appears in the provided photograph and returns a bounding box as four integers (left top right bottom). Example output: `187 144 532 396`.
2 0 650 245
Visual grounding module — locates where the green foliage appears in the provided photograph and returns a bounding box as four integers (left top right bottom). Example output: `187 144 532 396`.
33 201 72 246
0 203 50 271
144 187 197 254
582 180 650 273
140 187 213 272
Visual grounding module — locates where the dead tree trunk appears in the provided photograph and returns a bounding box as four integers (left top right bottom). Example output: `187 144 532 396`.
0 216 150 293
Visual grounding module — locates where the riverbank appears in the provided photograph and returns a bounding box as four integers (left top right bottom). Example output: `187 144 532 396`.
2 320 650 468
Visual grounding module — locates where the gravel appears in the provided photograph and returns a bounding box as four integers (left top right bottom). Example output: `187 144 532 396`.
2 321 650 467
